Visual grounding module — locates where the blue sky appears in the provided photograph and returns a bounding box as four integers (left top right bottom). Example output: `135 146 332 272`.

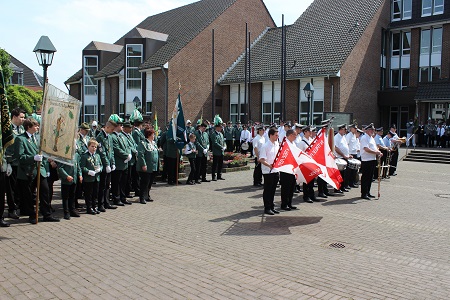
1 0 313 92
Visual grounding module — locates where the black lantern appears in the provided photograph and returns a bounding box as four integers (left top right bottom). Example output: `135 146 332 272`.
33 36 56 91
303 83 315 125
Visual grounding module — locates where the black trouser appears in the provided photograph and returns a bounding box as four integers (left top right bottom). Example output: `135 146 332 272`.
361 160 376 196
303 181 315 200
83 181 99 209
389 150 398 175
187 158 196 182
61 183 76 213
97 170 111 208
226 140 233 152
248 142 253 157
428 135 435 147
139 172 153 201
131 164 140 196
280 172 295 208
124 165 133 195
165 156 177 184
195 156 207 181
263 172 279 210
161 155 167 181
233 140 240 152
317 177 328 194
212 155 223 179
111 169 124 202
5 165 18 212
253 157 262 185
18 175 52 218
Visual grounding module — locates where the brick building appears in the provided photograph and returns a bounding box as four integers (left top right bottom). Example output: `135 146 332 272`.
65 0 275 125
7 53 43 92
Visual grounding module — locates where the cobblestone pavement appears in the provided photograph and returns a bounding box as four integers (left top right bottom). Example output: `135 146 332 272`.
1 149 450 299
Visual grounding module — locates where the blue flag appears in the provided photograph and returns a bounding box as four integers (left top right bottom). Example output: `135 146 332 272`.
167 92 186 149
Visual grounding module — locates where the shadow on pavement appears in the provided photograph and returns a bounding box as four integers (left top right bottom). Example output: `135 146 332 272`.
215 185 265 194
321 197 371 206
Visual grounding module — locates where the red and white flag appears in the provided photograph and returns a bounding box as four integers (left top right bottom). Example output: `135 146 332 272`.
272 138 322 184
306 128 343 189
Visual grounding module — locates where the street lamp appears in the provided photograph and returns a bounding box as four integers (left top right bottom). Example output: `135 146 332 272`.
33 36 56 92
303 83 314 125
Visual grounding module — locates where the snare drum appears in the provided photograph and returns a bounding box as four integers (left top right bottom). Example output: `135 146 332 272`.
347 158 361 170
335 158 347 171
241 142 249 151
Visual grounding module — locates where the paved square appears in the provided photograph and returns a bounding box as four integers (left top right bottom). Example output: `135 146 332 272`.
1 150 450 299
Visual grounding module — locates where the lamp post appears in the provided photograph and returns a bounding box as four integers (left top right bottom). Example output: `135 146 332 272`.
303 83 314 125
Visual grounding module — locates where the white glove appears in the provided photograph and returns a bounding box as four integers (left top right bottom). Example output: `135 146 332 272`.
34 155 43 162
6 164 12 176
95 168 101 174
88 170 96 176
105 166 111 173
111 165 116 171
127 154 132 161
223 146 227 151
203 149 207 155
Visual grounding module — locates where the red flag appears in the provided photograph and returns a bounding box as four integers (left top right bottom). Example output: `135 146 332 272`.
273 138 322 184
306 128 343 189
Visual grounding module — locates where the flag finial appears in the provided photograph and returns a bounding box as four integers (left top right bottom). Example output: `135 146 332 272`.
179 82 181 91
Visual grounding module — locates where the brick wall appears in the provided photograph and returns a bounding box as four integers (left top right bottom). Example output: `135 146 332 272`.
339 0 390 125
152 69 168 127
324 77 340 112
285 80 299 122
167 0 275 123
410 28 421 87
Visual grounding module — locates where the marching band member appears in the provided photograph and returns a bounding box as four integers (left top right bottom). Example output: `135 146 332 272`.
345 124 359 188
252 126 265 187
280 129 298 211
374 127 389 179
259 127 280 215
240 125 251 155
298 126 317 203
360 124 382 200
233 121 242 153
334 124 351 192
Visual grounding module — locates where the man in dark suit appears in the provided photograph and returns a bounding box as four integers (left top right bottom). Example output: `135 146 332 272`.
15 118 59 224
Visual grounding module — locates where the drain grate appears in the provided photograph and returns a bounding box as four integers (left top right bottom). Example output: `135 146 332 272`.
435 194 450 199
329 242 346 249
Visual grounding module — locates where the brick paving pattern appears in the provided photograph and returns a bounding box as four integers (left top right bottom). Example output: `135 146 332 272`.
1 149 450 299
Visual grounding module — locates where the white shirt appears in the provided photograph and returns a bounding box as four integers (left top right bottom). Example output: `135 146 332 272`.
294 134 303 149
437 127 445 137
334 133 349 158
360 134 377 161
345 132 358 155
252 134 265 157
298 136 311 152
240 129 251 143
259 139 279 174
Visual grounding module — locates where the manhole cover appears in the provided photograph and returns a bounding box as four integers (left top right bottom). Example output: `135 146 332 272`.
435 194 450 199
329 242 346 249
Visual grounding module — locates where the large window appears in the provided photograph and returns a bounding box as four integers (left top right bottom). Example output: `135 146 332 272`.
422 0 444 16
84 56 98 95
392 31 411 56
126 44 142 90
390 31 411 89
419 27 442 82
392 0 412 21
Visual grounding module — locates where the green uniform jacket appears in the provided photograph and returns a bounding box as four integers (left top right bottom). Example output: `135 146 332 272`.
95 130 115 168
76 134 89 155
5 124 25 166
211 130 225 156
194 130 209 158
14 132 47 180
233 126 242 141
137 139 159 173
124 132 138 166
111 131 130 171
224 126 234 141
80 152 102 182
165 131 179 159
132 127 145 145
58 152 82 185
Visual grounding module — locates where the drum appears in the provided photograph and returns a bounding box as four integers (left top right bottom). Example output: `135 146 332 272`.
241 142 249 150
347 158 361 170
335 158 347 170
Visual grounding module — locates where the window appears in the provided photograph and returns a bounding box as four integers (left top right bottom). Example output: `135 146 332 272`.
84 56 98 95
391 69 410 88
84 105 97 123
392 33 401 56
392 31 410 56
422 0 444 16
146 102 152 115
126 44 142 90
432 27 442 53
419 67 429 82
392 0 412 21
421 29 431 54
402 32 411 55
419 27 442 82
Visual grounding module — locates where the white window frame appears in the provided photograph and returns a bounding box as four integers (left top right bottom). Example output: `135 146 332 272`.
84 105 97 123
422 0 444 16
126 44 142 90
392 0 412 21
83 56 98 96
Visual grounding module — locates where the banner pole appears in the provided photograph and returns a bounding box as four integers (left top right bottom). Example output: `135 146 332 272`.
35 161 41 223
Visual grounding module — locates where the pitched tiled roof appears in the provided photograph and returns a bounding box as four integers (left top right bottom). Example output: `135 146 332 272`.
415 81 450 101
65 68 83 84
9 54 43 87
219 0 385 84
94 50 124 78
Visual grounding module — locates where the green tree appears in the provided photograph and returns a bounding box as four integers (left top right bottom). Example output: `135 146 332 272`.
6 85 42 115
0 48 13 81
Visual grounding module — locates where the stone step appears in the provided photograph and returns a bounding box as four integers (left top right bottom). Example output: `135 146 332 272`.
404 150 450 164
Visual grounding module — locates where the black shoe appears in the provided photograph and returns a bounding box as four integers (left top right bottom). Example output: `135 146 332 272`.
29 217 37 224
139 199 147 204
272 209 280 214
304 198 313 203
64 213 70 220
264 209 275 215
0 218 10 227
186 181 194 185
43 216 60 222
146 197 154 202
361 195 370 200
97 206 106 212
349 184 358 188
367 194 376 198
212 178 217 181
334 189 343 194
318 193 328 198
121 200 132 205
218 177 225 180
341 188 350 192
93 208 101 214
8 211 19 220
324 192 333 196
311 197 320 202
280 206 291 211
113 201 125 206
86 208 97 215
70 210 81 217
195 180 202 184
288 205 297 210
344 186 351 190
104 204 117 209
201 179 210 182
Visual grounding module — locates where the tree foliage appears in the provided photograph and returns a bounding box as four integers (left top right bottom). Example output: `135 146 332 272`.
6 85 42 115
0 48 13 80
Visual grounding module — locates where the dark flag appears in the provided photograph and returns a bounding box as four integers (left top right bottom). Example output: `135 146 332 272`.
0 66 14 160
